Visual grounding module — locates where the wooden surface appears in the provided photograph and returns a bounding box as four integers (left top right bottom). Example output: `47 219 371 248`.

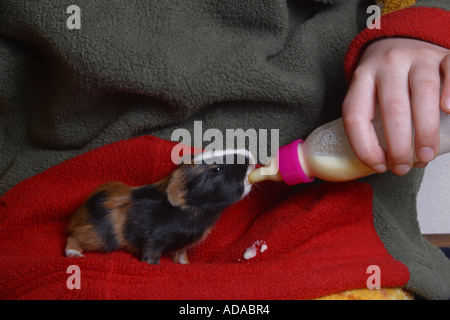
422 234 450 247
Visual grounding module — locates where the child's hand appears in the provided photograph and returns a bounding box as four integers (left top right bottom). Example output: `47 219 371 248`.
342 38 450 176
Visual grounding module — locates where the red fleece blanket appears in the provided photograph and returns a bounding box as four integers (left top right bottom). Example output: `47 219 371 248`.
0 135 409 299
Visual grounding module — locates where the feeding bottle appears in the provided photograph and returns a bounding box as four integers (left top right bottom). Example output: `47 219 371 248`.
249 110 450 185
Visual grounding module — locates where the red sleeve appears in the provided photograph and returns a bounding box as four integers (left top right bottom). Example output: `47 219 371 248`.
344 6 450 83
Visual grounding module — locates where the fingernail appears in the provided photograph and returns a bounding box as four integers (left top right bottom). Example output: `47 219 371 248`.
414 161 428 168
444 96 450 112
372 164 387 173
393 164 411 176
417 147 435 162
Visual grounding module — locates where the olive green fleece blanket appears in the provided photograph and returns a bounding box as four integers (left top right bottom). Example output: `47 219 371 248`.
0 0 449 299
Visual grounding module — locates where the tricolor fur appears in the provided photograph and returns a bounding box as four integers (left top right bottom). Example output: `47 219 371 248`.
66 149 254 264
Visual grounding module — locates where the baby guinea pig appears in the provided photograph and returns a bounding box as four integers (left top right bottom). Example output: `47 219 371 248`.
65 149 255 265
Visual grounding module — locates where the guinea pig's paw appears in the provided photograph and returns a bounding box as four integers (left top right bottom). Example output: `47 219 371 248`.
177 254 190 265
141 251 161 265
172 249 190 264
65 249 84 258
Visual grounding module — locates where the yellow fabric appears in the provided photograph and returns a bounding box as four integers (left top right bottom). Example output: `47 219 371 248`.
315 288 414 300
378 0 416 14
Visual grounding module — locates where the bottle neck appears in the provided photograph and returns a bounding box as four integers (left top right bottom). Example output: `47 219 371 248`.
296 142 313 179
278 139 314 185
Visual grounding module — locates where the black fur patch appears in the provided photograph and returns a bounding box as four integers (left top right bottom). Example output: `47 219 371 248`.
125 185 213 256
122 153 251 261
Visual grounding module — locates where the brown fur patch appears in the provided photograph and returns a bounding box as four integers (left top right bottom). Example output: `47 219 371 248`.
153 175 171 193
101 182 132 248
166 168 187 208
66 206 105 253
164 164 217 208
66 181 132 253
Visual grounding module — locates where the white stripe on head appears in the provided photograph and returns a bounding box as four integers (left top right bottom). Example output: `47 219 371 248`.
193 149 255 165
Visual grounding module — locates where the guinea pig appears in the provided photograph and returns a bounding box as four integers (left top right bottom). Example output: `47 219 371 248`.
65 149 255 264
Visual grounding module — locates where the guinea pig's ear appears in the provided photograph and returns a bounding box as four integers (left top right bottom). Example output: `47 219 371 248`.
166 169 187 208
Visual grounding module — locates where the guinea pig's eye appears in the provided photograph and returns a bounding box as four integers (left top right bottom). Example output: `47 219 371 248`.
211 166 223 173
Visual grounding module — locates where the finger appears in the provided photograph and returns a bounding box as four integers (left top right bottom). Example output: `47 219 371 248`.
342 68 387 173
409 62 441 163
441 53 450 113
377 68 413 176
